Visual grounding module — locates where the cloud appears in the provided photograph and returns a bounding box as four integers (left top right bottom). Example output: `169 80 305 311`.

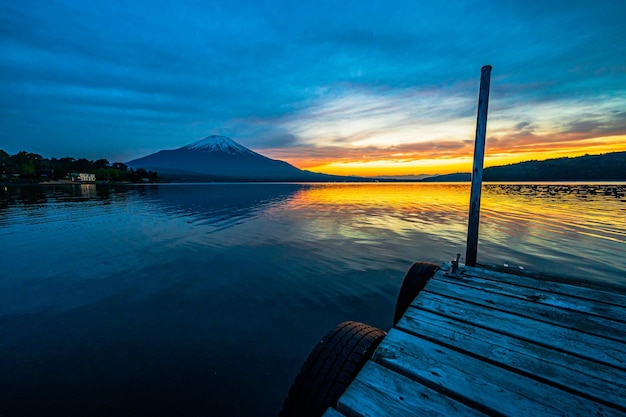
514 121 534 132
247 132 301 149
260 88 626 170
278 85 477 148
263 139 477 169
564 120 605 134
1 0 625 170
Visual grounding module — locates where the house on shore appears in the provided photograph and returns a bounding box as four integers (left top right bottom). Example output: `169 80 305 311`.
68 173 96 182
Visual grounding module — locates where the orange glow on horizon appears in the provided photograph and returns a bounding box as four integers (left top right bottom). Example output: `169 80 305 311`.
265 134 626 177
305 158 472 177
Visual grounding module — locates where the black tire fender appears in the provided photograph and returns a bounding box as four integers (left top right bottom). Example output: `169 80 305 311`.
393 261 440 324
279 321 386 417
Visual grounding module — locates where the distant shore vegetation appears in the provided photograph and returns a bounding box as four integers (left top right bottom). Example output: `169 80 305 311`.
2 149 625 184
0 150 158 183
422 152 626 182
481 152 626 182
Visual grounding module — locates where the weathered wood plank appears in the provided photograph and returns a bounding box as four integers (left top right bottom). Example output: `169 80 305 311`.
322 407 347 417
409 291 626 370
397 307 626 410
449 266 626 307
373 329 623 416
424 277 626 341
337 361 488 417
434 273 626 324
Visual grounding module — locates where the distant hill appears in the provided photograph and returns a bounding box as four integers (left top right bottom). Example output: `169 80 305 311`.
373 174 432 181
482 152 626 181
126 135 366 182
422 152 626 182
421 172 471 182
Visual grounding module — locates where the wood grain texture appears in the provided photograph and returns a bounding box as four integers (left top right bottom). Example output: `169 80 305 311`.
423 277 626 341
409 291 626 370
453 266 626 307
434 273 626 323
397 307 626 410
328 265 626 416
338 361 488 417
373 329 623 416
321 408 347 417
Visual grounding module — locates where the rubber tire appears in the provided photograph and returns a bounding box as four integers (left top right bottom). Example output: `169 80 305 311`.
279 321 387 417
393 261 440 325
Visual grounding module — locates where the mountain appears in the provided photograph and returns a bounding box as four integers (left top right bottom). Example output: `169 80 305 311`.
128 136 626 183
482 152 626 181
126 135 361 182
421 152 626 182
421 172 471 182
372 174 432 181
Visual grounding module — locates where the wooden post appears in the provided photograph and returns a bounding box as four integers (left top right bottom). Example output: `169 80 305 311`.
465 65 492 267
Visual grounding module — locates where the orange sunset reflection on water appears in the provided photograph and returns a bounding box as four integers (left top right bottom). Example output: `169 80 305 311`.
282 182 626 275
285 183 470 240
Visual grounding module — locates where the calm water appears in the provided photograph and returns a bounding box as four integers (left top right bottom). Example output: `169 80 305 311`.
1 183 625 416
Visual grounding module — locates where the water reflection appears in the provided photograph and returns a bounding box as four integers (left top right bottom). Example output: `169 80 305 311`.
486 183 626 199
1 182 625 417
286 183 470 246
281 183 626 281
4 182 621 278
79 183 97 197
0 185 49 207
0 184 136 207
2 183 624 261
140 183 307 232
284 183 625 248
480 184 626 244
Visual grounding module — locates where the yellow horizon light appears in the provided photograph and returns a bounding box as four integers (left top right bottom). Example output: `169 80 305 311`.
297 134 626 177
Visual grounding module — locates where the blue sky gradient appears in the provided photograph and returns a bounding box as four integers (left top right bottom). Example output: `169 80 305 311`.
1 0 625 174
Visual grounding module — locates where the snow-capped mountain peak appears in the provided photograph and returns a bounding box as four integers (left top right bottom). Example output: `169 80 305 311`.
126 133 342 181
181 135 254 155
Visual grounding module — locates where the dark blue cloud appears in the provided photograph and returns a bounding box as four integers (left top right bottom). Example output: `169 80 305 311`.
1 0 625 162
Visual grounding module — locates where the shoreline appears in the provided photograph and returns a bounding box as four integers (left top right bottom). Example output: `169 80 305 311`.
0 180 140 186
2 180 626 187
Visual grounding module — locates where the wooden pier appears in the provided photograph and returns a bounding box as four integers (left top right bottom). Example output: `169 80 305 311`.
279 66 625 416
323 263 626 416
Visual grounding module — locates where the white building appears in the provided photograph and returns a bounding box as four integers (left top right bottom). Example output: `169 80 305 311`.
69 173 96 182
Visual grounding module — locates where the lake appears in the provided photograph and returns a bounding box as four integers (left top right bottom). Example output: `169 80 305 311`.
1 182 625 416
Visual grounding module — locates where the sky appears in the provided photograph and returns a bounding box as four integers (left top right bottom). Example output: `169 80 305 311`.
1 0 625 176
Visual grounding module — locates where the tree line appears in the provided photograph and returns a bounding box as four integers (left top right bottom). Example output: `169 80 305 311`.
422 151 626 182
0 150 158 183
482 152 626 181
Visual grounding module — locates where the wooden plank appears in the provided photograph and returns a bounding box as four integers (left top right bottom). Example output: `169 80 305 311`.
322 408 347 417
409 291 626 370
434 273 626 324
424 277 626 341
448 266 626 307
373 329 623 416
337 361 488 417
397 307 626 410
